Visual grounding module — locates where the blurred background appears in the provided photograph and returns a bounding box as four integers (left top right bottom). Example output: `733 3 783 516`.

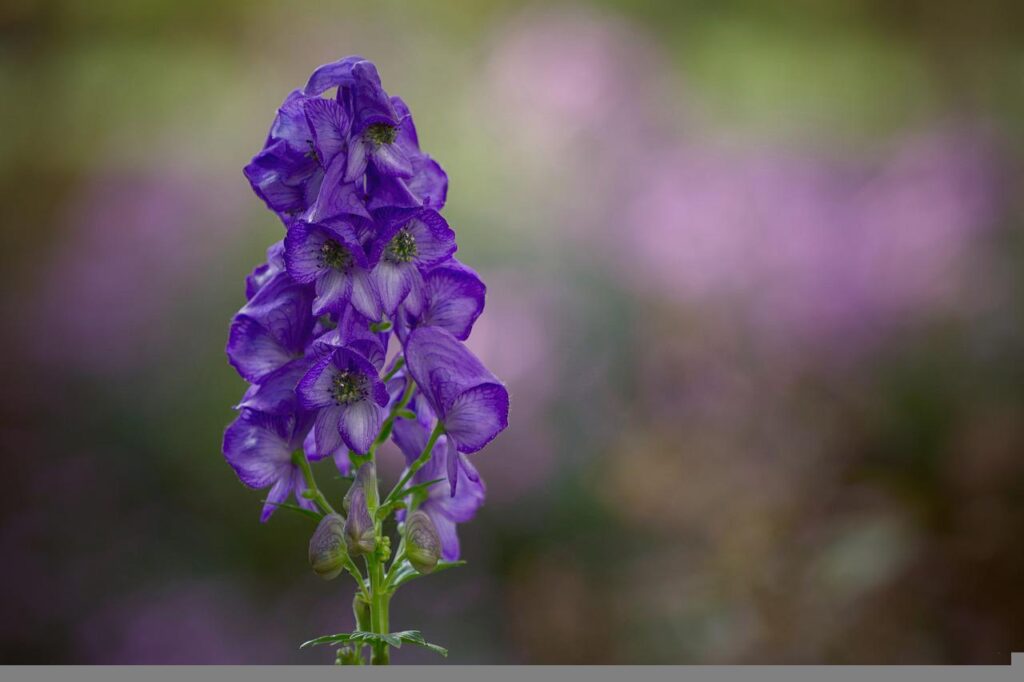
2 0 1023 665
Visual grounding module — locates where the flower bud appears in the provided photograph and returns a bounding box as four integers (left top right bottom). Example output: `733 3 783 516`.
343 461 377 515
344 465 377 557
308 513 348 580
352 593 370 631
405 510 441 575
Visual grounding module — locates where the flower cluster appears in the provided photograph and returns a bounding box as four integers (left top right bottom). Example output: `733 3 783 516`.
222 57 509 566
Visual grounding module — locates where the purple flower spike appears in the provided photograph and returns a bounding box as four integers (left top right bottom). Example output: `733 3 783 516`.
297 347 388 455
222 410 315 522
404 326 509 454
226 55 509 556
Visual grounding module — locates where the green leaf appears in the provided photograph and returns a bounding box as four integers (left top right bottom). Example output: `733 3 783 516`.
400 477 446 499
260 499 322 521
392 630 448 658
396 409 417 420
300 633 354 649
301 630 446 657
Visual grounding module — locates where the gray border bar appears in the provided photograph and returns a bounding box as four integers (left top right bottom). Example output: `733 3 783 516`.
1 662 1022 682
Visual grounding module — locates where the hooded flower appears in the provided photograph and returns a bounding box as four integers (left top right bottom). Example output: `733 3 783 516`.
297 347 389 455
366 209 457 318
392 398 486 560
222 409 316 522
226 272 314 383
243 90 323 221
399 259 486 342
404 326 509 455
284 218 374 317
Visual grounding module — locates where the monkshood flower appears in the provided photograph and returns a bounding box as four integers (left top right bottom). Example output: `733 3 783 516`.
297 346 388 455
224 56 508 664
226 272 314 383
243 90 323 221
405 326 510 455
284 218 374 317
398 259 486 342
393 398 486 559
222 409 315 522
367 208 457 318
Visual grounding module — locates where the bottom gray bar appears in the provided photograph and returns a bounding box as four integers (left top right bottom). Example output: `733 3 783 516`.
1 664 1022 682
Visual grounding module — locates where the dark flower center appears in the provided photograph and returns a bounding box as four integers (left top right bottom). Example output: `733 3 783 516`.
365 123 397 147
331 370 367 405
385 228 417 263
320 239 353 271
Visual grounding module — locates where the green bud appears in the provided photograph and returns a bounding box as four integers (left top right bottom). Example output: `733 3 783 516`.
352 593 371 631
344 463 377 557
405 510 441 575
308 513 348 580
343 461 377 515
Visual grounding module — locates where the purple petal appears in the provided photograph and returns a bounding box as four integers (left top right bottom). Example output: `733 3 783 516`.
235 358 310 415
312 405 345 461
407 155 448 210
391 97 420 150
392 415 429 463
260 476 292 522
245 242 286 300
404 326 504 416
310 155 371 222
350 267 383 321
406 210 456 268
371 142 414 178
372 260 416 315
344 137 369 183
304 98 348 168
303 56 362 96
441 382 510 454
268 89 314 146
296 354 336 410
366 173 422 213
222 410 292 490
338 400 385 454
348 60 399 134
430 511 460 562
237 272 314 354
282 223 323 282
243 140 313 216
226 315 297 383
312 269 352 316
418 262 486 340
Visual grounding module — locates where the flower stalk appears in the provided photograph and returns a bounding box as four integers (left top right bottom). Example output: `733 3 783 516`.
222 56 509 664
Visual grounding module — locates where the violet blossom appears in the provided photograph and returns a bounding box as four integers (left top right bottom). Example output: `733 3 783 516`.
222 56 509 664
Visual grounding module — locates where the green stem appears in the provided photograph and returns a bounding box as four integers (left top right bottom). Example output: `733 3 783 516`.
367 377 417 459
291 450 336 516
382 422 445 509
382 355 405 382
368 554 390 665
